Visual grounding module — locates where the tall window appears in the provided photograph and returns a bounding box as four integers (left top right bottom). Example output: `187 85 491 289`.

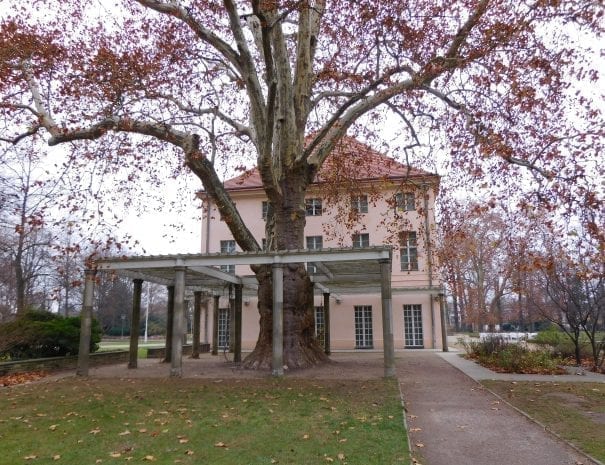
217 307 231 349
306 236 323 273
220 240 236 274
395 192 415 212
351 194 368 213
315 306 325 347
400 231 418 271
354 305 373 349
352 233 370 248
305 198 323 216
403 304 423 348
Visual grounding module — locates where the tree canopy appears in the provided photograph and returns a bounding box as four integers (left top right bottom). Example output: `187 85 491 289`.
1 0 603 368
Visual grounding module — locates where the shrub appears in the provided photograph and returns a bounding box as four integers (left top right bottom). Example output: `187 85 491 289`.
462 335 564 374
0 311 101 360
532 325 592 361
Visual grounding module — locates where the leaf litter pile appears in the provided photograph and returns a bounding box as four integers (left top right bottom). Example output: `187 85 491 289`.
0 377 408 464
0 371 49 387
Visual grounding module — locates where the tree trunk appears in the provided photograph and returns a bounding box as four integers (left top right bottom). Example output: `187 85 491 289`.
242 168 329 370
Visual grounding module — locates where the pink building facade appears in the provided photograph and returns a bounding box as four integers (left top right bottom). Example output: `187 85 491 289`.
201 138 444 351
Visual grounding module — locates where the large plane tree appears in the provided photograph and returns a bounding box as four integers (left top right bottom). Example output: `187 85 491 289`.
0 0 602 368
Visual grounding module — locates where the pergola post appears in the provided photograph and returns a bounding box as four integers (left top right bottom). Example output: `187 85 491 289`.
380 258 395 378
170 267 186 377
439 292 449 352
211 294 219 355
272 263 284 377
183 299 189 345
192 291 202 358
76 268 96 377
128 279 143 369
163 285 175 363
203 297 209 344
233 284 243 364
323 292 331 355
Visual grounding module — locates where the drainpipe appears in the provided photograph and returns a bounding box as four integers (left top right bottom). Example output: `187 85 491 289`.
424 184 436 349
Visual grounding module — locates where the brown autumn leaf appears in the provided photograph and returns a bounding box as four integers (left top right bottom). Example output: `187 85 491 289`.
415 443 425 448
52 455 61 460
89 428 101 435
24 455 38 460
109 452 121 458
214 442 227 448
184 450 194 456
142 455 156 461
409 427 422 432
49 424 59 431
337 453 345 460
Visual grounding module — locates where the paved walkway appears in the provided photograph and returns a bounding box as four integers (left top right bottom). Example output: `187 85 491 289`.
398 350 603 465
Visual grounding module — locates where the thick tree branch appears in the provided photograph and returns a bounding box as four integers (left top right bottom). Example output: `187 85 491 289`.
293 0 325 129
40 113 259 252
222 0 268 145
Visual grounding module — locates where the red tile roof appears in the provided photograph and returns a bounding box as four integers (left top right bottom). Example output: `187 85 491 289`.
223 136 437 191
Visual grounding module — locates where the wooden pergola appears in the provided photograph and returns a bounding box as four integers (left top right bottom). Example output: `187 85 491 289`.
76 247 396 378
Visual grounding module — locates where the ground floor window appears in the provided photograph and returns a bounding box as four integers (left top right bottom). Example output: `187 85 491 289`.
314 306 325 346
404 304 424 348
218 307 231 350
354 305 373 349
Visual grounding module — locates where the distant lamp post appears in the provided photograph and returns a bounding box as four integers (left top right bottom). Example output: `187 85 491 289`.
121 314 126 338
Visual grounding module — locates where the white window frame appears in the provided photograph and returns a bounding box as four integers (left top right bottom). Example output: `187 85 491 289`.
305 198 323 216
220 240 236 274
306 236 323 273
395 192 415 212
217 307 231 350
400 231 418 271
352 233 370 248
403 304 424 348
351 194 368 214
315 305 325 347
354 305 373 349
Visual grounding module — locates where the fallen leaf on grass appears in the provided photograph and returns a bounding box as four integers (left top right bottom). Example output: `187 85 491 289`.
185 450 194 456
302 434 309 440
24 455 38 460
109 452 121 458
214 442 227 448
143 455 156 461
52 455 61 461
89 428 101 435
118 430 131 436
337 453 345 460
49 424 58 431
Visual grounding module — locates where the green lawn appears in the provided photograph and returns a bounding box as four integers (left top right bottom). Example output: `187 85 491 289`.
483 381 605 461
0 377 408 465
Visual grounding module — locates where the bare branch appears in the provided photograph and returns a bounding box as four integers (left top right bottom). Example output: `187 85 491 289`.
0 125 41 145
150 93 253 138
